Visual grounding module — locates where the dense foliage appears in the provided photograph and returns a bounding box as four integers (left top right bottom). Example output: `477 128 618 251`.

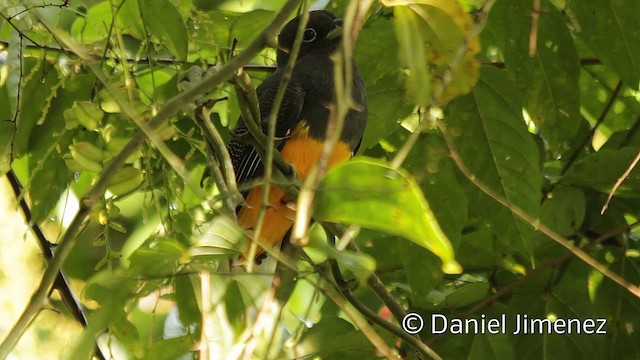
1 0 639 359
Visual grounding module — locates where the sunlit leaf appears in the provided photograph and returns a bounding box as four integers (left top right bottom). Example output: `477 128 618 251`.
13 58 61 157
139 0 189 60
382 0 481 105
129 238 185 277
188 216 246 258
315 157 462 274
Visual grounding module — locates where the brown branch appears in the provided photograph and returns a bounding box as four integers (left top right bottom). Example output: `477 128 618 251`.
601 149 640 214
528 0 541 57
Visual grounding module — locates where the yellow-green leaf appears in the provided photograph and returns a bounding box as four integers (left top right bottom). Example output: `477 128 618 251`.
382 0 480 105
314 157 462 274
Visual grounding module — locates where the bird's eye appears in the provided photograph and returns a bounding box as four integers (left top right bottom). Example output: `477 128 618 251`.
303 28 317 43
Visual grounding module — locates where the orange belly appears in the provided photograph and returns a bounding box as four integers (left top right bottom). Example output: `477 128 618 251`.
237 126 352 259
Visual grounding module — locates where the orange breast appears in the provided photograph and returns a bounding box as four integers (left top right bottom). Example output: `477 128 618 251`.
237 124 352 259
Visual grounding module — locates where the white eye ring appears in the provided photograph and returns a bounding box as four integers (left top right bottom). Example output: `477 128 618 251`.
303 28 317 43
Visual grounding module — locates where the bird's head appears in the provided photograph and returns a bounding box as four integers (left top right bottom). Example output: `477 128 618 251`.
276 10 343 65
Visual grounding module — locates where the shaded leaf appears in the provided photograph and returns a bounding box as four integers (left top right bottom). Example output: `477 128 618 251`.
360 74 412 150
447 66 542 257
539 185 586 237
296 316 377 359
503 0 581 155
561 147 640 198
569 0 640 88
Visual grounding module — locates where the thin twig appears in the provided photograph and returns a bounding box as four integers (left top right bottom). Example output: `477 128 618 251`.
602 149 640 214
0 13 42 47
198 106 241 217
528 0 541 57
233 72 294 181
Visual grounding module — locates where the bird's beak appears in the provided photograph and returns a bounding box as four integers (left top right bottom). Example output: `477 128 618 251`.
326 18 343 40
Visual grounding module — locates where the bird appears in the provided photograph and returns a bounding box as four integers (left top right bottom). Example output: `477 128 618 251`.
227 10 367 262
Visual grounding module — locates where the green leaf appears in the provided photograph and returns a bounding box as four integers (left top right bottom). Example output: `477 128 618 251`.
198 10 274 51
579 67 640 137
108 166 144 196
308 238 377 283
354 16 399 86
437 304 515 360
13 58 61 157
568 0 640 88
447 66 542 258
443 281 490 309
508 261 607 359
70 1 113 43
561 147 640 198
175 275 201 327
129 238 185 277
406 133 468 248
590 248 640 359
383 0 481 105
28 74 95 222
503 0 581 155
398 242 443 307
0 121 13 175
539 185 586 237
68 269 137 360
359 74 413 150
142 336 194 360
139 0 189 60
315 157 462 274
456 228 517 272
188 216 245 259
296 316 378 359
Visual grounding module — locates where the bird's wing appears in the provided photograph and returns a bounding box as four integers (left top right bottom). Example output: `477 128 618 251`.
228 70 305 186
